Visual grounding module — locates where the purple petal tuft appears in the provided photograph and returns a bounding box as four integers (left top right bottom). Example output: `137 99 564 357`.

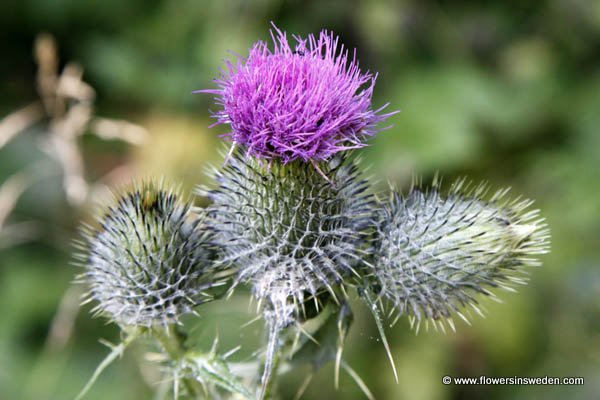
199 24 397 163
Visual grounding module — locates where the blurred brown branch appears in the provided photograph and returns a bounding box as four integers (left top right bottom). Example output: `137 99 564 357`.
0 103 44 149
0 32 148 248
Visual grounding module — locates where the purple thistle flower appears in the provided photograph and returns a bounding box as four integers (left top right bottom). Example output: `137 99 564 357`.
196 24 396 163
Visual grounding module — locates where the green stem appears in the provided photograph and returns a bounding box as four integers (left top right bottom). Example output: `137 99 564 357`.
261 348 280 400
259 322 282 400
153 325 203 398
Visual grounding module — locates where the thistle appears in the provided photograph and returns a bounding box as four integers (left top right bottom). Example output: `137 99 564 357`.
197 24 396 164
366 179 550 333
202 152 374 397
73 23 553 400
78 181 215 328
204 152 373 323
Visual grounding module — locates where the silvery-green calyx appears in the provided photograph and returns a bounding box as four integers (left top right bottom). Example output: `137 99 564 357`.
203 152 374 329
365 180 550 333
77 181 216 328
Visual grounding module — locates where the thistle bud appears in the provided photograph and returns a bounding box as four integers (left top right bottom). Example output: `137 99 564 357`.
203 152 374 328
368 180 550 331
78 181 214 327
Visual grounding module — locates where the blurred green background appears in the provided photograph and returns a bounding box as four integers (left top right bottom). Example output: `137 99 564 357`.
1 1 599 399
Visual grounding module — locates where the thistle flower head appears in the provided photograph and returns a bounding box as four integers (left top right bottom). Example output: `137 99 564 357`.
203 153 374 328
78 181 215 328
197 24 394 163
368 180 550 332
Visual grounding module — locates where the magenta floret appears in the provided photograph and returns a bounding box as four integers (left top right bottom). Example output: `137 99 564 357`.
197 24 396 163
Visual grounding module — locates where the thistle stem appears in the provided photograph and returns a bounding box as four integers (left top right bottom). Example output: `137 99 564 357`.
259 322 282 400
153 325 203 398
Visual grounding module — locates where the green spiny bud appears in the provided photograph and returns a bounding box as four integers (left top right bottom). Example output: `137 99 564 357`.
77 181 215 327
203 153 374 328
368 180 550 331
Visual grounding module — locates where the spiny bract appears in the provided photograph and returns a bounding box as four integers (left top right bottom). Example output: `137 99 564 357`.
78 181 214 327
369 180 550 332
203 153 374 328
